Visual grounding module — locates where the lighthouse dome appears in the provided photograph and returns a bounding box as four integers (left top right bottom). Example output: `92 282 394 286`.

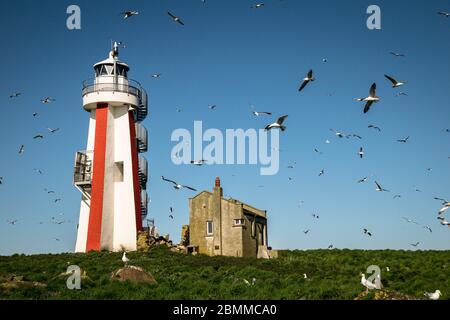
93 50 130 77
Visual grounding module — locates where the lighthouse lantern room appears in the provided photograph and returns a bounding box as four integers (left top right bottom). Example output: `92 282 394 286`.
74 42 148 252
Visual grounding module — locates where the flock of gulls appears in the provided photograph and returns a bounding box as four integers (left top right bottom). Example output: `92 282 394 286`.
1 1 449 299
3 94 66 235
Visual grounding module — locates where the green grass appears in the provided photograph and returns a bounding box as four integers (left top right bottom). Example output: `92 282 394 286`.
0 247 448 300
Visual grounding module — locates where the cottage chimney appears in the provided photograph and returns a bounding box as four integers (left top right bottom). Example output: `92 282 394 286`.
214 177 223 197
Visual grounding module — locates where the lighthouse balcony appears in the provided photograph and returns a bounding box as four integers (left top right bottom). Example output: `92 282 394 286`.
135 123 148 153
138 155 148 189
73 150 93 197
82 77 148 117
141 189 149 219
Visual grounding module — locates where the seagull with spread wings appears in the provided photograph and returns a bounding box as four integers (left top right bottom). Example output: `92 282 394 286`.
121 11 139 19
264 115 288 131
390 52 405 57
385 74 406 88
375 181 389 192
298 70 314 92
354 83 380 113
168 11 185 25
161 176 197 191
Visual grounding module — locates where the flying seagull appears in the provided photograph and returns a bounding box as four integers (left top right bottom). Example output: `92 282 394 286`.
169 207 174 220
40 97 55 104
354 83 380 113
32 112 38 117
0 177 3 185
328 244 334 249
390 52 405 57
395 92 408 97
358 147 364 159
393 194 402 199
168 11 185 25
314 148 322 154
438 203 450 215
423 226 432 233
410 242 420 247
18 145 25 154
54 198 62 203
385 74 406 88
251 3 265 9
47 128 60 133
318 169 325 177
252 111 272 117
397 136 410 143
330 129 345 138
208 105 217 110
34 168 43 175
303 229 310 234
151 73 162 79
264 115 288 131
437 12 450 17
363 228 372 237
190 159 207 166
312 214 319 219
33 134 44 139
10 92 21 98
402 217 419 225
121 11 139 19
424 290 441 300
161 176 197 191
375 181 389 192
7 219 18 225
298 70 314 92
358 177 368 183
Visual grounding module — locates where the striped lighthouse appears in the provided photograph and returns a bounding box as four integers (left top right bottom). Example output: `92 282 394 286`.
73 42 148 252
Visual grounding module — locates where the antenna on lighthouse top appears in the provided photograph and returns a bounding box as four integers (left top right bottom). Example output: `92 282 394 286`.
111 41 126 59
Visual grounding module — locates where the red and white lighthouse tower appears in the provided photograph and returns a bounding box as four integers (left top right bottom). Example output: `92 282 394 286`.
73 42 148 252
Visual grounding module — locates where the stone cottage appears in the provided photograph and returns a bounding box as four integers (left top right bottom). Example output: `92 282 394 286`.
188 177 269 258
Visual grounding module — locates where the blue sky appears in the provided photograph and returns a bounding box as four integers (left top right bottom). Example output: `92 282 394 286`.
0 0 449 255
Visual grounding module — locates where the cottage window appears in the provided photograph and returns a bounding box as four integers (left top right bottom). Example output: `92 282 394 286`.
206 220 213 235
234 219 245 226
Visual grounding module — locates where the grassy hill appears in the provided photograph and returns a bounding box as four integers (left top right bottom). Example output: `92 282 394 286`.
0 247 449 300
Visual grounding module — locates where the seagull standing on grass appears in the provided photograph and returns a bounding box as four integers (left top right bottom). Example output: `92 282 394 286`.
122 252 130 267
264 115 288 131
361 274 377 293
424 290 441 300
354 83 380 113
